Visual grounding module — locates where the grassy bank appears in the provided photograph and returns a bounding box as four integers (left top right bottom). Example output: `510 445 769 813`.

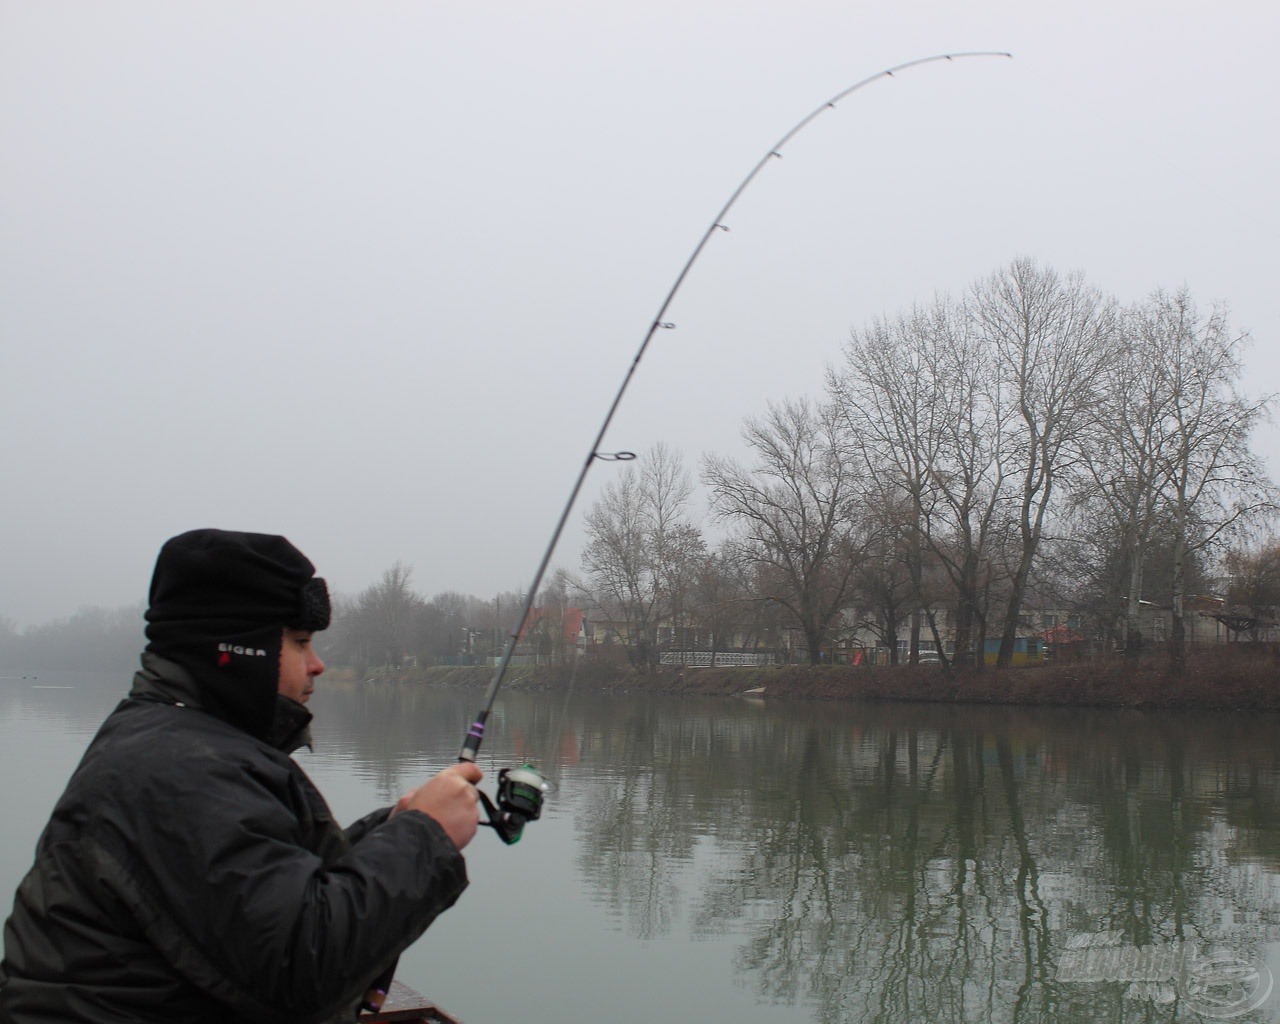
338 645 1280 712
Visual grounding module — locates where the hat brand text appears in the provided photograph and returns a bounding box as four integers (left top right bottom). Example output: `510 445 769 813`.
218 643 268 657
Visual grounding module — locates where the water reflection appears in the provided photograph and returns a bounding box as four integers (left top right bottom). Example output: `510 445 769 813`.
555 700 1280 1023
305 686 1280 1022
5 677 1280 1024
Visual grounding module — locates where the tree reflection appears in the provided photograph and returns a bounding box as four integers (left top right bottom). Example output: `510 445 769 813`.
565 700 1280 1024
311 686 1280 1023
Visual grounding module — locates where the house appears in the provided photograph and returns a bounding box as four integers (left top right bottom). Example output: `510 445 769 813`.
1038 624 1091 661
512 606 587 664
979 635 1045 667
1134 597 1229 646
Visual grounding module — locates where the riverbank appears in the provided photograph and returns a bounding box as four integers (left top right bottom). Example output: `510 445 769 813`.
340 645 1280 712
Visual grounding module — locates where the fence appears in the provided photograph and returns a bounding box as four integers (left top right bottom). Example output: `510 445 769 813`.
658 651 777 667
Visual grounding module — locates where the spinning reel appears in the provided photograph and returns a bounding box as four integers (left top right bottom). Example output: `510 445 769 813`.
360 762 548 1013
477 764 548 845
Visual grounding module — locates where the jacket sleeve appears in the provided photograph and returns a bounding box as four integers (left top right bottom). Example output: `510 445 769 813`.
344 807 392 846
83 747 468 1024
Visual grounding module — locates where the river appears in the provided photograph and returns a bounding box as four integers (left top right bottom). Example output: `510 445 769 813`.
3 670 1280 1023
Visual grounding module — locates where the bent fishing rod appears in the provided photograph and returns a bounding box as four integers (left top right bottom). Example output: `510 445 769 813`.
460 50 1012 844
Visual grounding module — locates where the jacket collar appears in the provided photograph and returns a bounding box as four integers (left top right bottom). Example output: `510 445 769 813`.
131 652 313 753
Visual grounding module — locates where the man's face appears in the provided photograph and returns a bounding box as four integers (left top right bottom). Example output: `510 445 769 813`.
278 627 325 704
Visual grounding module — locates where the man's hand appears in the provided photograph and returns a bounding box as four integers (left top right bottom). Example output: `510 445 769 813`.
392 763 484 850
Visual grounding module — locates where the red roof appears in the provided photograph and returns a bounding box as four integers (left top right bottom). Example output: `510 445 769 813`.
518 607 585 643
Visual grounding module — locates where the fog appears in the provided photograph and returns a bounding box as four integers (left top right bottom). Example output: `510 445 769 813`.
3 1 1277 626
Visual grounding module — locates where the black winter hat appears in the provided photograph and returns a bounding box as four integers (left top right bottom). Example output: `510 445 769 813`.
144 529 330 736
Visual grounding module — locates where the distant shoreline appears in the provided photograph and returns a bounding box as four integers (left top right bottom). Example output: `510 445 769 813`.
333 646 1280 713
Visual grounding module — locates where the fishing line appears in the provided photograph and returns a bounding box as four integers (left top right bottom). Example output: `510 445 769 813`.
459 49 1012 783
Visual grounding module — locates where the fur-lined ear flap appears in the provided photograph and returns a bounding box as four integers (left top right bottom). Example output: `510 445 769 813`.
292 578 331 632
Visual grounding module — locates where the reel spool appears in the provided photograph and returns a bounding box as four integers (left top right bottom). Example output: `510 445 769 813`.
478 764 549 844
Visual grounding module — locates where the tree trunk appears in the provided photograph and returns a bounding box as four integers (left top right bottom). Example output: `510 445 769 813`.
1170 531 1188 674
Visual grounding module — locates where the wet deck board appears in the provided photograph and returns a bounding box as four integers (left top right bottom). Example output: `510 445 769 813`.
359 980 464 1024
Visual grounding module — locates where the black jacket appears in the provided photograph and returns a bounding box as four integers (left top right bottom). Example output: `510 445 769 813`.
0 655 468 1023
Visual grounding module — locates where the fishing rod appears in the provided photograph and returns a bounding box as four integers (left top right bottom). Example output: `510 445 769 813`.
460 50 1012 844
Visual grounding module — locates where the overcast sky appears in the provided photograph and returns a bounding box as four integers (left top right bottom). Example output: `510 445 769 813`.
2 1 1276 626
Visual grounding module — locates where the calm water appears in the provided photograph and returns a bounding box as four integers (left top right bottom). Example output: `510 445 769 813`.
3 671 1280 1024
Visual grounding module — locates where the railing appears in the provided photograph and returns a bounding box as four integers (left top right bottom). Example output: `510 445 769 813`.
659 651 777 667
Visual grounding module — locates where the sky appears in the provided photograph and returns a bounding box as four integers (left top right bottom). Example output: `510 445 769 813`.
2 1 1277 626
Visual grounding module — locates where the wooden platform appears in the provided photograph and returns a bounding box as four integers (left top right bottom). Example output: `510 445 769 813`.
359 980 464 1024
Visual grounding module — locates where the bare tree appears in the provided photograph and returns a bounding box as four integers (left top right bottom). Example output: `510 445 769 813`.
830 307 947 662
1222 542 1280 640
685 544 756 663
832 295 1014 667
971 257 1119 667
845 483 918 664
1052 493 1131 647
1147 290 1276 668
916 296 1013 668
333 562 425 672
1076 297 1178 656
580 443 700 671
703 398 866 665
422 590 475 662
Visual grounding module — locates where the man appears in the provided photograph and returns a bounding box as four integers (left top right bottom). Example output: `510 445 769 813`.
0 529 482 1023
